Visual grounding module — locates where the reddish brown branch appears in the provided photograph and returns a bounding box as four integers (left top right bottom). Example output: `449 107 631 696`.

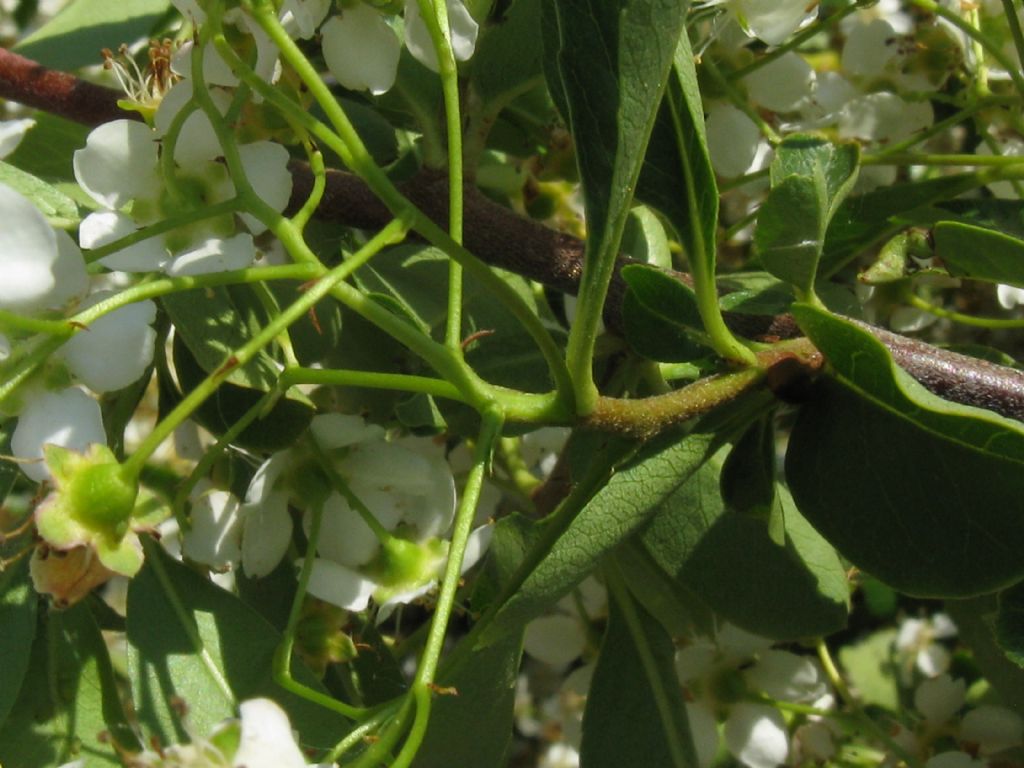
4 49 1024 423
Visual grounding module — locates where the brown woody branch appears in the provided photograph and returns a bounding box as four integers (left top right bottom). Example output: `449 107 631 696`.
4 46 1024 423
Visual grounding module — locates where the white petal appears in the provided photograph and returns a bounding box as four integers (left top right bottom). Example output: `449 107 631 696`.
245 452 291 504
50 231 90 308
841 19 899 79
745 650 828 703
960 705 1024 754
61 294 157 392
172 40 239 87
73 120 161 210
523 614 587 668
237 141 293 234
716 623 773 661
311 412 387 449
154 81 230 165
460 524 492 573
914 674 965 724
183 489 243 568
0 118 34 159
313 492 382 568
166 233 255 276
305 557 376 611
79 211 169 272
724 702 789 768
744 52 813 113
404 0 479 72
686 702 721 768
0 182 59 312
838 92 933 143
233 698 307 768
281 0 331 38
675 641 717 685
732 0 814 46
322 8 401 95
13 388 105 482
916 642 951 677
705 103 761 178
241 491 293 577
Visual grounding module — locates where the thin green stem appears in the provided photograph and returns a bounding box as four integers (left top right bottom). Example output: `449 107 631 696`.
273 497 367 720
292 146 326 233
862 152 1024 167
309 438 394 544
231 2 574 412
1002 0 1024 86
390 408 504 768
0 310 73 337
703 57 780 144
415 0 467 350
121 219 408 478
905 291 1024 329
280 367 468 403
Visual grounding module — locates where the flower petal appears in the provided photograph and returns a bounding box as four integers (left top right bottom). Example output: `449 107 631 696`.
237 141 293 234
233 698 307 768
0 182 60 313
404 0 479 72
13 388 105 482
313 492 382 568
524 614 587 668
166 233 255 276
724 702 789 768
60 294 157 393
322 8 401 95
306 557 376 611
182 489 243 568
73 120 161 210
241 490 293 577
0 118 34 159
79 211 169 272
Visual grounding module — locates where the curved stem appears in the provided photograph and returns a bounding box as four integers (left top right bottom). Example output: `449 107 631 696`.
905 291 1024 329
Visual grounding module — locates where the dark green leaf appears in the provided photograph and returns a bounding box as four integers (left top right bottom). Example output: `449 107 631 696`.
621 264 703 330
15 0 172 70
636 30 716 282
4 112 90 181
580 571 697 768
477 396 765 648
622 206 672 269
622 290 706 362
720 415 777 530
0 603 134 767
770 135 859 219
410 630 524 768
470 0 545 108
0 160 79 226
933 221 1024 287
641 454 849 639
820 173 981 277
348 619 406 706
787 305 1024 597
947 595 1024 712
542 0 686 306
754 173 827 294
996 581 1024 669
0 557 37 729
126 546 345 751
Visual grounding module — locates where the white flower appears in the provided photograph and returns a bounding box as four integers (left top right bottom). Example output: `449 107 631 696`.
12 387 106 483
74 118 291 274
0 182 88 314
322 5 402 95
724 702 789 768
232 698 309 768
744 650 828 704
896 613 957 679
728 0 815 46
58 292 157 392
182 486 243 569
743 52 813 113
838 91 934 144
0 118 34 159
685 702 721 768
403 0 479 72
705 102 762 178
524 614 588 669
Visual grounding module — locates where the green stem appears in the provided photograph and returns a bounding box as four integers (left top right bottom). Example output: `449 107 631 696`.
1002 0 1024 85
121 219 408 479
280 367 468 403
230 2 575 413
390 408 504 768
0 310 73 337
309 438 394 544
703 57 780 145
273 497 367 720
905 291 1024 329
415 0 467 350
862 152 1024 167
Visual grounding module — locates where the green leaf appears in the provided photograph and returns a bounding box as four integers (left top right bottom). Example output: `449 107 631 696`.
720 415 777 531
820 172 981 278
0 557 37 729
0 160 79 226
0 602 134 767
836 629 900 712
15 0 172 70
477 396 764 648
620 263 708 362
470 0 545 109
126 546 345 752
641 454 849 639
933 221 1024 287
946 595 1024 711
786 305 1024 597
754 174 827 294
996 581 1024 669
756 136 859 294
622 206 672 269
580 570 697 768
2 112 90 181
410 630 524 768
636 31 717 284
